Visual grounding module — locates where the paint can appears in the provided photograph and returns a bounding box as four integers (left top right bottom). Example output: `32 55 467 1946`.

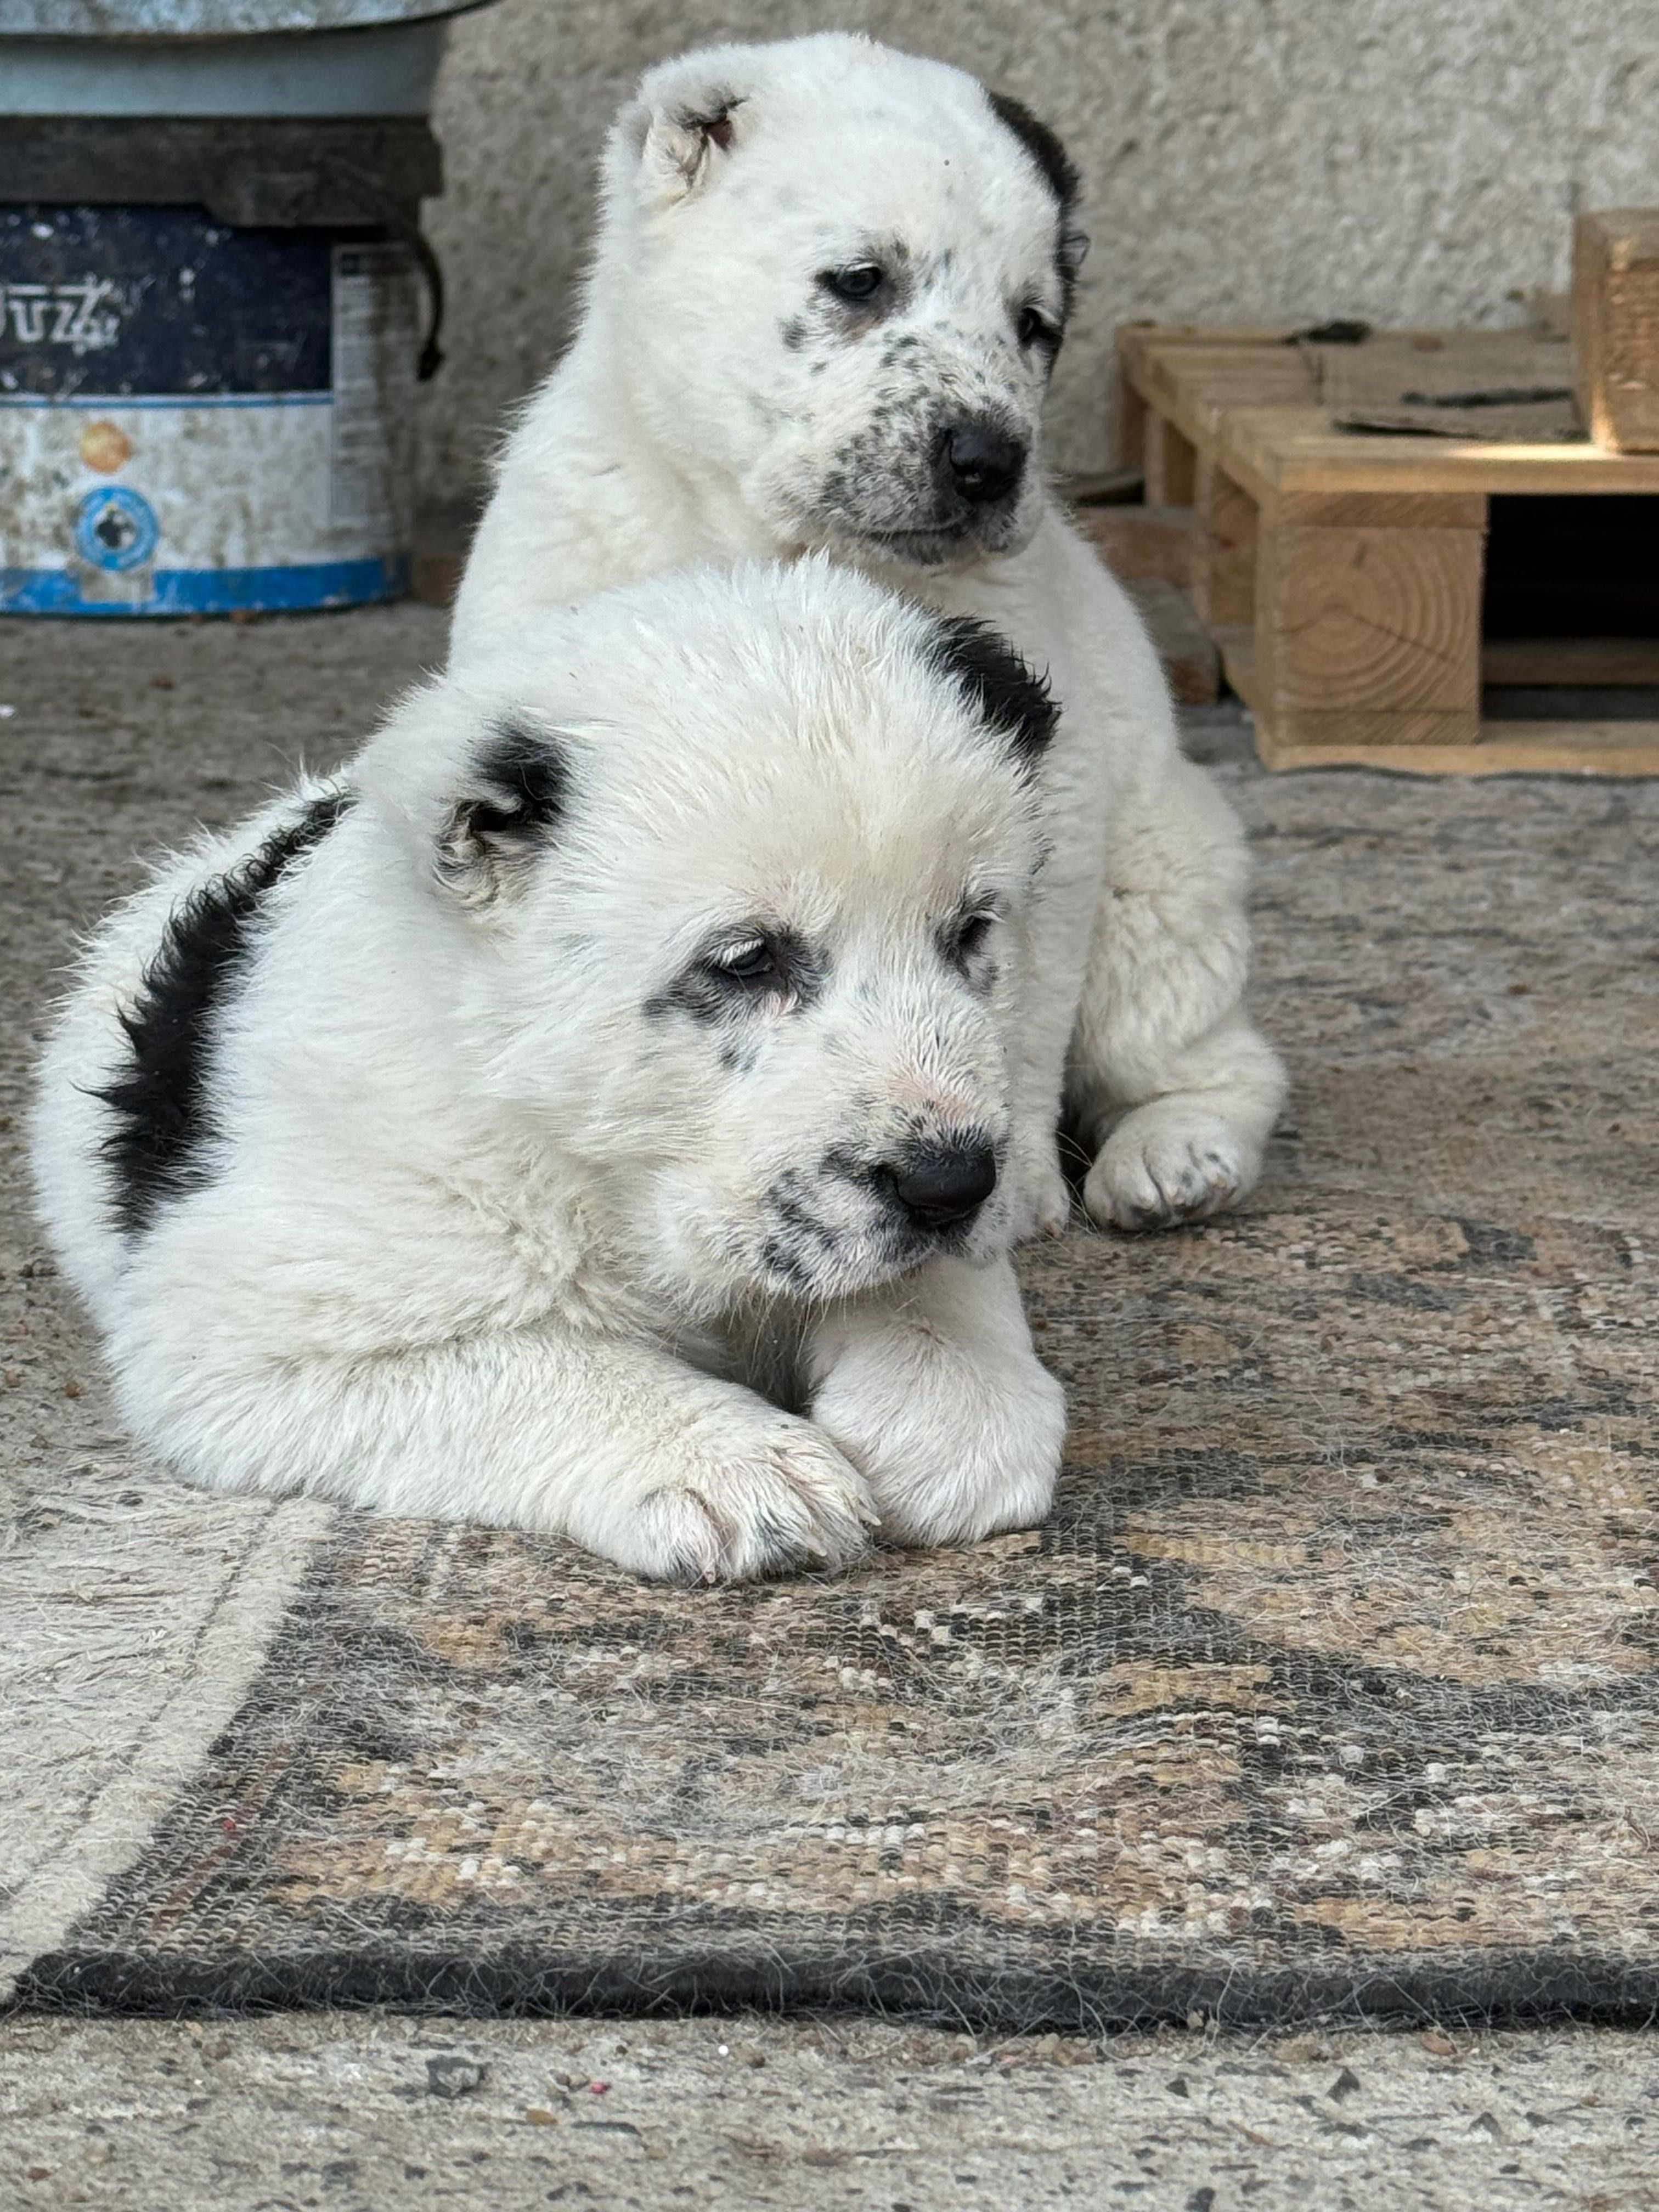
1 204 430 613
0 14 450 616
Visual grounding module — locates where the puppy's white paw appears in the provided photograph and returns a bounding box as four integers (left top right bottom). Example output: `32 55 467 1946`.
1084 1098 1255 1232
629 1414 877 1583
1004 1131 1070 1244
811 1317 1065 1550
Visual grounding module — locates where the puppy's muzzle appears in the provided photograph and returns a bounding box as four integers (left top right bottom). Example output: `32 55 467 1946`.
878 1137 998 1233
936 419 1027 511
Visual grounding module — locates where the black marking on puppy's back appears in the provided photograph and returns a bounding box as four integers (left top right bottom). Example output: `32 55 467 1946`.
98 788 353 1238
924 613 1059 769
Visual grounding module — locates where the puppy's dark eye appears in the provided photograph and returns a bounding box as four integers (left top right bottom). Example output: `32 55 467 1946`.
1017 304 1058 349
821 263 885 303
704 935 787 990
946 911 997 965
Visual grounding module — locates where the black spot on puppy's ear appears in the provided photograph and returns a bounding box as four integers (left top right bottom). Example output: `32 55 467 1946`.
437 719 567 905
694 102 737 153
986 91 1089 310
929 610 1057 774
665 94 742 181
988 92 1080 219
924 613 1059 770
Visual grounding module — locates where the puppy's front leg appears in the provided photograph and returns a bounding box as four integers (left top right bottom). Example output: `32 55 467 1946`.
542 1341 879 1580
124 1320 876 1583
1069 751 1287 1231
805 1256 1065 1548
1002 894 1092 1243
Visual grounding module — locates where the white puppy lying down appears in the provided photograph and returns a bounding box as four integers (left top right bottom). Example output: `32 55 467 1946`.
453 31 1287 1244
32 562 1067 1580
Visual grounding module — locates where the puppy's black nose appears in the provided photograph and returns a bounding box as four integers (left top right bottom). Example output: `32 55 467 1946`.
885 1140 998 1230
940 421 1026 506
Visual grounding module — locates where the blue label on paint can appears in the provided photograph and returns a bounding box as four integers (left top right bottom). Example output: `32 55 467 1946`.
72 483 160 571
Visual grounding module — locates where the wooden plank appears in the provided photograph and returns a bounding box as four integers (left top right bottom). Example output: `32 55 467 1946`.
1156 348 1315 421
1124 578 1220 704
1313 328 1577 443
1212 625 1659 714
1256 719 1659 776
1277 491 1486 529
1116 326 1299 417
1190 458 1257 627
1071 502 1193 584
1234 618 1659 770
1482 636 1659 685
1110 358 1148 470
1256 517 1485 717
1143 414 1198 506
1257 706 1491 749
1132 345 1315 464
1221 405 1659 494
1574 210 1659 453
1120 323 1300 361
1213 625 1259 709
1118 331 1312 474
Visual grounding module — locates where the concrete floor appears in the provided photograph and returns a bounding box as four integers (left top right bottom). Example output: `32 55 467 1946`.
3 2011 1657 2211
2 607 1655 2211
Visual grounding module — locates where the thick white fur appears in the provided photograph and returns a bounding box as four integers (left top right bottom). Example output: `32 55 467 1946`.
32 562 1066 1581
452 30 1287 1239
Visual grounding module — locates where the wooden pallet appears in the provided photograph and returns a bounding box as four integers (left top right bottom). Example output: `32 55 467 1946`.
1110 324 1659 774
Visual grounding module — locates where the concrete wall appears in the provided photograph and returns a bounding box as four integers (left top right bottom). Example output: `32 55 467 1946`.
417 0 1659 505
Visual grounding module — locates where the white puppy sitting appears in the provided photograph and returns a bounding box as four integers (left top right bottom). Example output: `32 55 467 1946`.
453 30 1287 1245
32 561 1066 1580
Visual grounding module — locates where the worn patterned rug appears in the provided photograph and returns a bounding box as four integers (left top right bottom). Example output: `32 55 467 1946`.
3 616 1656 2029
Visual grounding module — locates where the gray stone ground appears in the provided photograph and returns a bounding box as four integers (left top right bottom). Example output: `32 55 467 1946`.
2 2013 1657 2211
3 608 1656 2211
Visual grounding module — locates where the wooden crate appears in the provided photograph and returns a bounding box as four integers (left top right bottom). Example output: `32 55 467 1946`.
1575 210 1659 453
1112 324 1659 774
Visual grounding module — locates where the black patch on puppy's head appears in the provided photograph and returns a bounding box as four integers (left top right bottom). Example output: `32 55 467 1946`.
987 91 1089 312
438 719 568 904
924 613 1059 771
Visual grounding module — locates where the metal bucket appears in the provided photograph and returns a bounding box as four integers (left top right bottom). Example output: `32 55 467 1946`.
1 203 422 613
0 0 467 117
0 1 464 615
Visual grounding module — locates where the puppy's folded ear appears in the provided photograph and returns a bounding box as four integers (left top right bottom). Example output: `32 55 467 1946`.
436 720 568 909
617 64 749 207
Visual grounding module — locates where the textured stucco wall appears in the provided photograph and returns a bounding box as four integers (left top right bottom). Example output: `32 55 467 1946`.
417 0 1659 504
